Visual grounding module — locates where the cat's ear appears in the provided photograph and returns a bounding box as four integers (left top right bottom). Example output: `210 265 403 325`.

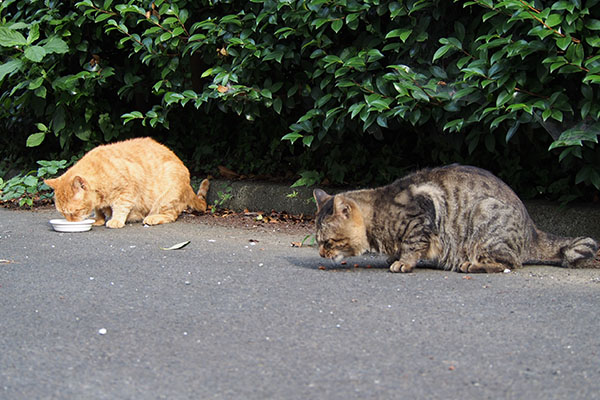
333 195 352 219
71 176 88 192
313 189 332 213
44 178 57 189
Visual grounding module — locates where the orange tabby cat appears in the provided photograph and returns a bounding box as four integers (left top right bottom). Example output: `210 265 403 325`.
44 137 209 228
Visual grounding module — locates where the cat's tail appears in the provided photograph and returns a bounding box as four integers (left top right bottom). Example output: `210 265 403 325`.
526 228 599 268
188 178 210 212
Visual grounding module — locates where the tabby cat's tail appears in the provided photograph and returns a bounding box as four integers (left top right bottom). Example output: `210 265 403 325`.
188 178 210 212
528 228 599 268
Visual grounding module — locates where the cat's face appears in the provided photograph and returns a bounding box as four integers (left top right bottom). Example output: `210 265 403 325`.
44 176 94 221
314 190 369 262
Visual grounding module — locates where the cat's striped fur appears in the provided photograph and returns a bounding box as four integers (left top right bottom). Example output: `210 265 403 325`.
314 165 598 273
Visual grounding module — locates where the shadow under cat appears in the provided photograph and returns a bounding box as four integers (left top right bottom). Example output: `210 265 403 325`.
287 254 442 272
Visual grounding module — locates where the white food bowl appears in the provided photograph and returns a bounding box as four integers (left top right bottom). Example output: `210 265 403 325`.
49 219 95 232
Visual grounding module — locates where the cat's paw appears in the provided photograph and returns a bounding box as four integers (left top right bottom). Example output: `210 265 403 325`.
459 261 471 273
459 261 505 273
106 219 125 229
390 261 414 273
92 219 105 226
143 214 174 226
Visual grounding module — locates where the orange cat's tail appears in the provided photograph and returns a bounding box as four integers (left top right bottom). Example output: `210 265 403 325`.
189 178 210 212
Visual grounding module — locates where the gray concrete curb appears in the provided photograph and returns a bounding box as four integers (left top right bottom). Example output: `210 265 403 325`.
206 179 600 240
206 179 318 216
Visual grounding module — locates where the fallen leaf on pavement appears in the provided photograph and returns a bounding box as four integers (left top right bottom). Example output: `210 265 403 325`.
161 240 191 250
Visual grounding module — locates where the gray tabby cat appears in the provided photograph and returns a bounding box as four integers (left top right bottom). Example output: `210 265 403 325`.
313 164 598 273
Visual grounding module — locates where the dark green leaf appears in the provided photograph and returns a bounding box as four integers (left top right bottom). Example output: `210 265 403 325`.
331 19 343 33
585 19 600 30
545 14 562 27
281 132 303 144
432 45 453 62
24 45 47 62
26 132 46 147
0 60 23 81
385 29 411 42
273 97 283 114
505 121 520 142
0 27 28 46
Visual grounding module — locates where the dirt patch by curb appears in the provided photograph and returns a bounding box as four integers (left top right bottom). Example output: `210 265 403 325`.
181 209 314 236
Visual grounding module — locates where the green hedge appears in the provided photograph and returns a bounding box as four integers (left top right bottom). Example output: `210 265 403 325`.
1 0 600 201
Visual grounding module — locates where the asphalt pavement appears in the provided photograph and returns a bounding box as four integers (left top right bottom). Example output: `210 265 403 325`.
1 206 600 400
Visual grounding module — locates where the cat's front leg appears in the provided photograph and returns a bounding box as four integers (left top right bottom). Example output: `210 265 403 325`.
389 238 431 273
92 208 107 226
106 204 132 228
389 256 419 273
